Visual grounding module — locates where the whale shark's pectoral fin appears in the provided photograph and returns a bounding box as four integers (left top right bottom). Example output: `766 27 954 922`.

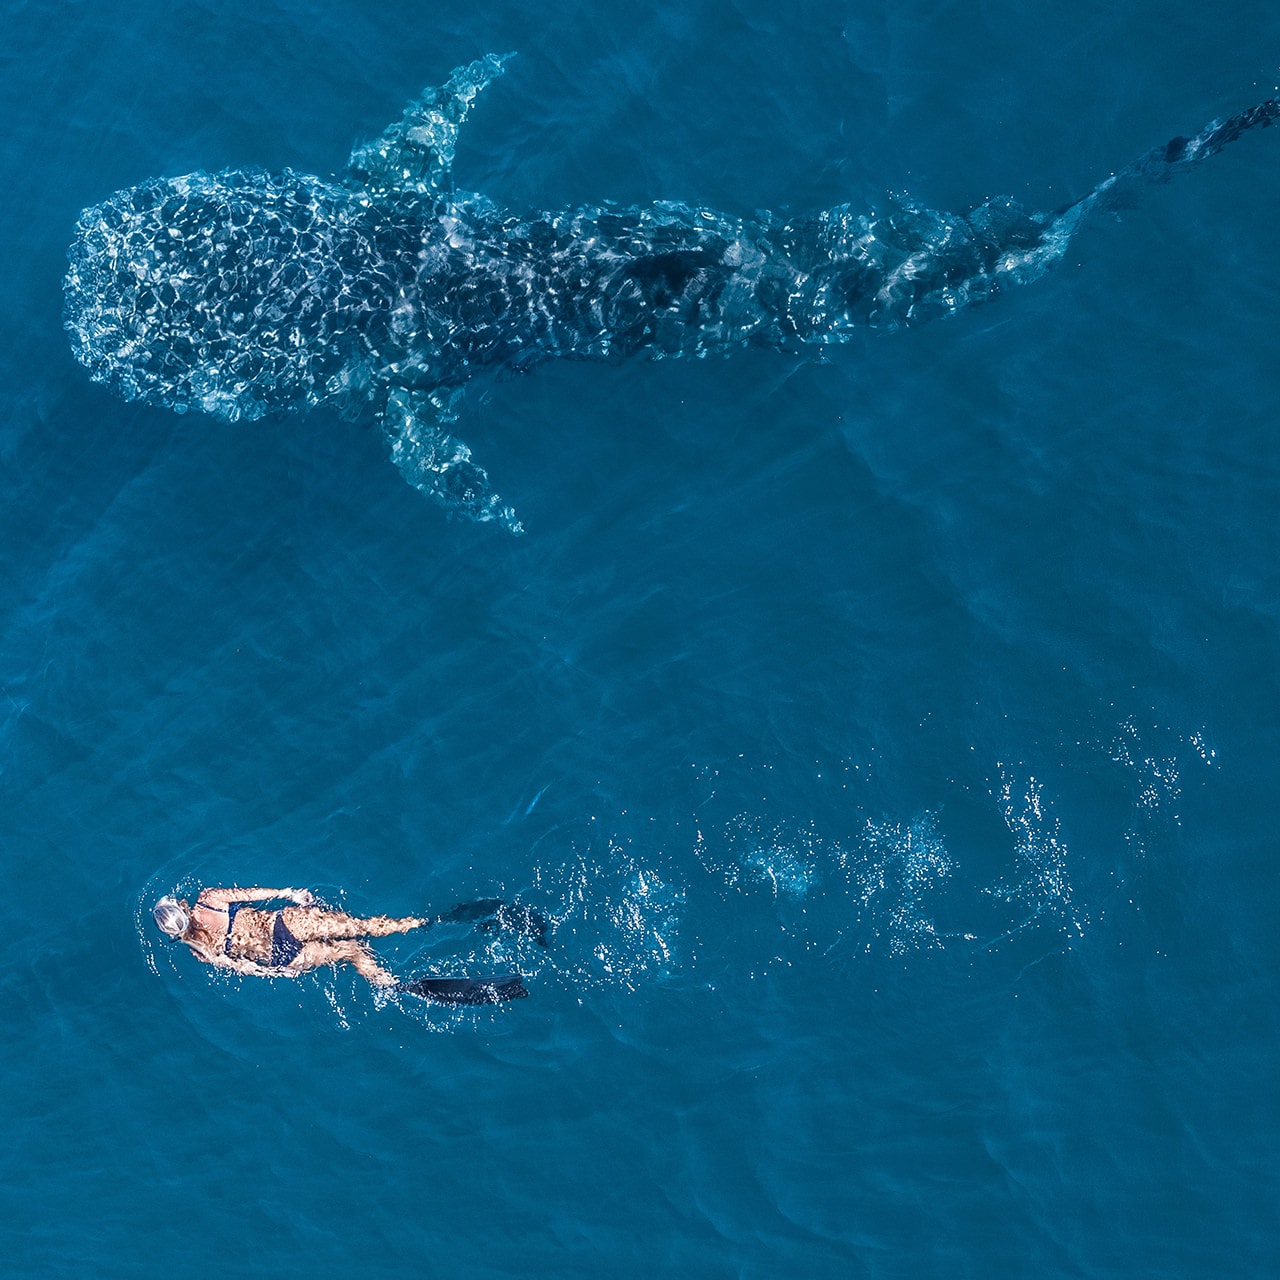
382 388 524 535
346 53 513 199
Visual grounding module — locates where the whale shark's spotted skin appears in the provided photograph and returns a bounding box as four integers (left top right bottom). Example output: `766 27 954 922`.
64 56 1277 534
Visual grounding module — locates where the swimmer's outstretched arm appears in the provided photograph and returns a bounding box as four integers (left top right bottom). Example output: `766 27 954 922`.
196 886 313 910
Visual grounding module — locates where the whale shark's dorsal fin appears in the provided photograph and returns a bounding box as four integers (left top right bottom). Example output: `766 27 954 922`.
346 53 513 199
382 388 524 534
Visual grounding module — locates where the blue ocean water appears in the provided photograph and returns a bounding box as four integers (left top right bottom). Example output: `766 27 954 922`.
2 0 1278 1274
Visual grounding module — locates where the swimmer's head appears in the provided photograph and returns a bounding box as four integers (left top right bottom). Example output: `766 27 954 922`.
153 895 190 938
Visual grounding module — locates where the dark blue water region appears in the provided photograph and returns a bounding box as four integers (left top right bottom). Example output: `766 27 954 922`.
2 1 1279 1276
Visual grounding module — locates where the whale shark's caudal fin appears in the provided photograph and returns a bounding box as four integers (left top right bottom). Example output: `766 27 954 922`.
1135 99 1280 176
346 53 514 199
382 387 524 534
912 97 1280 324
1051 99 1280 239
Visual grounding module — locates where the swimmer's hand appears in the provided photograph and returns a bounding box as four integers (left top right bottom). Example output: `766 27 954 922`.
286 888 316 906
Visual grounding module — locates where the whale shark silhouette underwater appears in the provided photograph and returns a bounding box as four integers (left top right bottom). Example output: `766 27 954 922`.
64 55 1278 535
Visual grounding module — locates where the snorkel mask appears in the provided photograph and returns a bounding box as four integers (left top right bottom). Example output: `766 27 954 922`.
153 895 191 938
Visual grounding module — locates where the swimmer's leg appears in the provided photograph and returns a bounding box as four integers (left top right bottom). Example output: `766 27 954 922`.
280 908 428 943
293 939 398 987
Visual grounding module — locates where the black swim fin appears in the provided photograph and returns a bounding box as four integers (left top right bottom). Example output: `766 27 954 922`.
434 898 505 925
434 898 549 946
398 974 529 1004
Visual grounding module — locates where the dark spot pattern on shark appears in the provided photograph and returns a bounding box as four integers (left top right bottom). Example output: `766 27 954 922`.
63 56 1278 535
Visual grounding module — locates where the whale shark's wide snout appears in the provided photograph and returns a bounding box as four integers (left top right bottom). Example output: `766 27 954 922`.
63 170 372 422
64 175 253 417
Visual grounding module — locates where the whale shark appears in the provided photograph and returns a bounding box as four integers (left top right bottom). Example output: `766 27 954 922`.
63 56 1277 534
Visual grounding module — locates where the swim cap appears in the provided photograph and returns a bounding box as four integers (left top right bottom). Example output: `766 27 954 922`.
153 895 190 938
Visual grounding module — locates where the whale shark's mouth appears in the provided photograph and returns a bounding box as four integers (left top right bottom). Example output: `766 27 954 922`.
63 170 390 421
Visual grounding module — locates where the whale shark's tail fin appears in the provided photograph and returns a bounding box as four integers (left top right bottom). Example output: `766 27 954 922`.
1129 99 1280 183
1054 99 1280 233
802 99 1278 337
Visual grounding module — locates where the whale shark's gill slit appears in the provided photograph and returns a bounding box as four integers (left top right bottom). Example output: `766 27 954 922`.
62 60 1278 533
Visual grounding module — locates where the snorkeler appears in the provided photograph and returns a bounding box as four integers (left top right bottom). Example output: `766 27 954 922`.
152 886 538 1003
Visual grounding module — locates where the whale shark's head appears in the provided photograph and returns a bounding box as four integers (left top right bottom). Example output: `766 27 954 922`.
64 170 396 421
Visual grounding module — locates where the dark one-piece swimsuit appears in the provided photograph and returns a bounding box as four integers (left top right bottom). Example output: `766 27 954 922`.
216 900 305 968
